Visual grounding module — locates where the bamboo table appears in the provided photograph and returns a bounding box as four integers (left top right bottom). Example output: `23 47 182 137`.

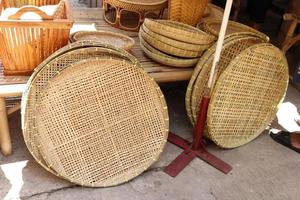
0 8 193 156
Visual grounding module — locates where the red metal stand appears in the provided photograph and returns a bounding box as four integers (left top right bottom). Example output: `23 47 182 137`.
164 96 232 177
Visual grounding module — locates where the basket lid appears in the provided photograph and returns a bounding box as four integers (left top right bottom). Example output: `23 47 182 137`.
207 43 289 148
70 31 135 51
35 58 169 187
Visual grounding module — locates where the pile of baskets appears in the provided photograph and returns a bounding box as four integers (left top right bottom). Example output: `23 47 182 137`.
139 19 216 68
21 41 169 187
185 32 289 148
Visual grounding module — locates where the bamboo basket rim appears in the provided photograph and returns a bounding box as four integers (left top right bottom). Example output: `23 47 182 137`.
201 19 270 41
140 26 203 58
139 33 198 68
22 45 139 175
141 24 210 52
207 43 289 148
35 58 169 187
70 31 135 51
117 0 167 6
143 18 215 45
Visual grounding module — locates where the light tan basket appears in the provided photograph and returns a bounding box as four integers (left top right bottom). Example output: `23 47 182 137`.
35 58 169 187
22 44 138 175
168 0 208 26
70 31 135 51
139 34 199 67
143 18 215 45
207 43 289 148
0 0 73 75
188 34 267 125
201 19 270 41
140 26 203 58
202 3 224 20
141 24 210 52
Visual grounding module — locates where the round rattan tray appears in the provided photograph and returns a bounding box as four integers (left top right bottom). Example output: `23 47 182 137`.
139 34 199 67
143 18 215 45
200 19 269 41
186 33 266 125
207 43 289 148
70 31 135 51
140 27 203 58
35 58 169 187
22 45 138 175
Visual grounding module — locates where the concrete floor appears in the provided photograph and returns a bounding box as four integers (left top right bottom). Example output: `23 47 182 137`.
1 82 300 200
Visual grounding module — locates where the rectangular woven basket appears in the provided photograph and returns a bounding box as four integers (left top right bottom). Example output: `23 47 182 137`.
0 0 73 75
168 0 208 26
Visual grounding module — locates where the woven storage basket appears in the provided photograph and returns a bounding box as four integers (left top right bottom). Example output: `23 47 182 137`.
207 43 289 148
0 0 73 75
168 0 208 26
35 58 169 187
202 3 224 20
139 34 199 67
188 34 267 125
143 18 215 45
201 19 269 41
69 31 135 51
22 44 138 175
141 24 210 52
140 26 203 58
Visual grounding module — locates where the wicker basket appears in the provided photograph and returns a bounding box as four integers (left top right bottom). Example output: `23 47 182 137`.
144 18 215 45
70 31 135 51
0 0 73 75
140 27 203 58
168 0 209 26
139 34 199 67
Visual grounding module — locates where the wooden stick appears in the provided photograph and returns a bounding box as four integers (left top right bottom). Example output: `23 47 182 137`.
207 0 233 89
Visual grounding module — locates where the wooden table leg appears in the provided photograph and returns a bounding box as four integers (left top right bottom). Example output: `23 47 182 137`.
0 97 12 156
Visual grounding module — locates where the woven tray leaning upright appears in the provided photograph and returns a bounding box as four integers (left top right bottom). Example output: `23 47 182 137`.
207 43 289 148
35 58 169 187
168 0 209 26
22 43 138 175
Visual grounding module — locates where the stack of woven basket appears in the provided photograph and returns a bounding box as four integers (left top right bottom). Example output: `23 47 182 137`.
21 41 169 187
139 18 215 68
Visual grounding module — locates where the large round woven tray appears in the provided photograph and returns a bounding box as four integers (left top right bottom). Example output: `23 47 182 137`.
143 19 215 45
139 34 199 67
35 58 169 187
207 43 289 148
188 34 266 125
140 26 202 58
70 31 135 51
202 3 224 20
141 24 210 52
22 46 138 175
200 19 269 41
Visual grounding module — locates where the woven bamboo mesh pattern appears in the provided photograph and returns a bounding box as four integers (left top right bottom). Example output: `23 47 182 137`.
201 3 224 21
168 0 208 26
190 36 265 125
140 26 202 58
202 19 269 41
22 45 138 175
207 44 289 148
36 58 169 187
142 24 210 52
143 19 215 45
139 34 199 67
70 31 135 51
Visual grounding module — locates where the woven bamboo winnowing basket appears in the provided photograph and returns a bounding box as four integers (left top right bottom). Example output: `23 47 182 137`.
168 0 209 26
0 0 73 75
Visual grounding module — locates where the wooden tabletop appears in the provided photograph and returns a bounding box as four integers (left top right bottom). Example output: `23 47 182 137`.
0 8 193 86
